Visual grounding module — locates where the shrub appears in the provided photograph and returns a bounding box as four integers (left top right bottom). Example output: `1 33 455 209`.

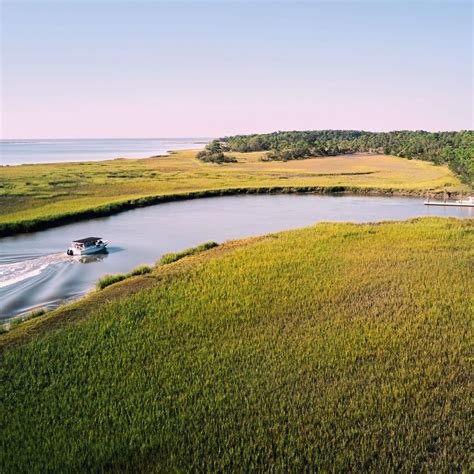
196 142 237 163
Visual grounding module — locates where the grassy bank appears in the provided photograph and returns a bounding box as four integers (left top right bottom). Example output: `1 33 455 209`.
0 149 466 236
158 241 218 265
96 265 152 290
1 218 472 471
94 242 218 291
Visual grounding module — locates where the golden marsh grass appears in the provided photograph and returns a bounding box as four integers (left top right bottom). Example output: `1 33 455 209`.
1 218 472 471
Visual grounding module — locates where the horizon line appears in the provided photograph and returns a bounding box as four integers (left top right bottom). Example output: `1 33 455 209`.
1 129 473 141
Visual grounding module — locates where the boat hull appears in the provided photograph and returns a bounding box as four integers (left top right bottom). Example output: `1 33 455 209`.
67 243 108 256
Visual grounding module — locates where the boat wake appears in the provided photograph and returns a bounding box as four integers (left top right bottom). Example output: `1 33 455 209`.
0 253 71 289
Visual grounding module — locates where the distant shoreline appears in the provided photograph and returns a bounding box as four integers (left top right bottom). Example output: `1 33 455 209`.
0 137 211 166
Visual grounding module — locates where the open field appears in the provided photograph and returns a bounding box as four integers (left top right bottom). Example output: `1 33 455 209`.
0 149 466 235
1 218 472 471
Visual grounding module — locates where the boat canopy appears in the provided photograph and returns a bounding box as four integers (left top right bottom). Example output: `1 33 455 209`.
72 237 103 245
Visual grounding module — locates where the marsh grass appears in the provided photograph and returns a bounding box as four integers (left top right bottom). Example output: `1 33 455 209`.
1 308 48 333
96 265 152 290
159 241 219 265
0 218 472 471
26 308 46 319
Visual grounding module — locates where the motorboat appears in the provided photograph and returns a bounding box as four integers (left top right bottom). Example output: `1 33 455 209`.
67 237 108 256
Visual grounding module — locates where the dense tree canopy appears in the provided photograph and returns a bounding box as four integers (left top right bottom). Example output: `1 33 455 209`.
198 131 473 185
196 141 237 164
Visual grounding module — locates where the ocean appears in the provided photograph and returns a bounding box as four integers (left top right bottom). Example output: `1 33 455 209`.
0 137 211 165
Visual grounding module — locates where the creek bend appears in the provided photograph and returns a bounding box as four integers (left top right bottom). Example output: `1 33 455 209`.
0 194 471 320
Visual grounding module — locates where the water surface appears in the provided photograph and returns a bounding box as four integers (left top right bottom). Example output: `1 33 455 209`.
0 194 471 320
0 138 210 165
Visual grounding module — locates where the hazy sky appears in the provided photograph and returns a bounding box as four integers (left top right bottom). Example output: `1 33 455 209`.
1 0 472 138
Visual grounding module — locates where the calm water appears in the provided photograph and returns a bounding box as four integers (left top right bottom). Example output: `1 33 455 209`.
0 194 471 320
0 138 210 165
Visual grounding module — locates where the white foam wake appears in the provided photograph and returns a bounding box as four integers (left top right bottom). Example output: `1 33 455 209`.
0 253 70 289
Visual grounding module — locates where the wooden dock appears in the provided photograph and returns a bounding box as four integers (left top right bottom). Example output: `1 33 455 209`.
424 201 474 207
424 191 474 207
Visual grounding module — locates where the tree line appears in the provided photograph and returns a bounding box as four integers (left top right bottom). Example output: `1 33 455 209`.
197 130 473 184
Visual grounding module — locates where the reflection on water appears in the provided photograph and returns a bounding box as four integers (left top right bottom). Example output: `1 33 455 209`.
74 251 109 265
104 246 125 255
0 194 472 320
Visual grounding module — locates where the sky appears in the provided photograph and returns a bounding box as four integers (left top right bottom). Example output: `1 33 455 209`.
1 0 472 139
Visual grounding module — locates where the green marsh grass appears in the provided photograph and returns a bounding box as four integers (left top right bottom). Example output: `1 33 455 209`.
1 218 472 471
4 308 47 331
159 241 219 265
96 265 152 290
